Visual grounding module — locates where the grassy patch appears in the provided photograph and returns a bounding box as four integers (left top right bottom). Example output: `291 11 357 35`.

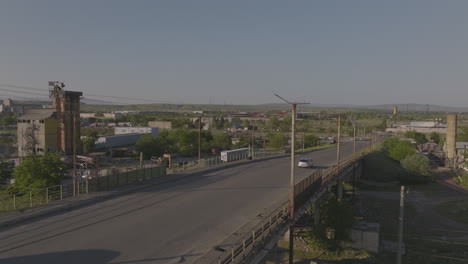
435 199 468 225
296 144 335 154
275 240 375 263
454 172 468 189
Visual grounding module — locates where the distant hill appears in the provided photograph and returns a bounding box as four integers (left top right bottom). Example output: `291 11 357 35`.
5 96 468 113
356 104 468 113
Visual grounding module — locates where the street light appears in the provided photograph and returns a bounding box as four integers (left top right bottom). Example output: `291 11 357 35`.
274 93 309 264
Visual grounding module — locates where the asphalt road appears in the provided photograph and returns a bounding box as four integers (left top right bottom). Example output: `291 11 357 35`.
0 141 367 264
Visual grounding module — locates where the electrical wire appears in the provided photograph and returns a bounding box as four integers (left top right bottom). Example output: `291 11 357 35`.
0 84 179 104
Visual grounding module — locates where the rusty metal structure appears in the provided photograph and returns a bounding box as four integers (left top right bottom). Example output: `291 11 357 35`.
49 82 83 155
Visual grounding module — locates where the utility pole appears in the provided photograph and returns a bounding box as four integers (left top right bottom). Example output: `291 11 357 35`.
302 132 305 150
397 186 405 264
198 116 202 161
252 119 256 153
348 117 356 155
364 123 367 153
275 93 309 264
336 114 341 170
73 111 77 196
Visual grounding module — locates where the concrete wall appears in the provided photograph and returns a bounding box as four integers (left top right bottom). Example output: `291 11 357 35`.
350 221 380 253
17 118 57 157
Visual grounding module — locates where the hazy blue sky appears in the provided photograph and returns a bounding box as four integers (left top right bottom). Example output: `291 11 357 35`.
1 1 468 106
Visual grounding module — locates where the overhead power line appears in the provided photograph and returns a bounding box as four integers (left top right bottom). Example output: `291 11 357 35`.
0 84 178 104
0 87 49 97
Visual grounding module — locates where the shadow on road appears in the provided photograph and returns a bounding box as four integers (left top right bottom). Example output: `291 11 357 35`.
0 250 120 264
0 249 203 264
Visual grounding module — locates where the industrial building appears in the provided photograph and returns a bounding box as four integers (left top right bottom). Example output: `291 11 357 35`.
148 121 172 130
386 120 448 134
17 109 58 157
115 127 159 136
17 83 82 157
95 128 159 149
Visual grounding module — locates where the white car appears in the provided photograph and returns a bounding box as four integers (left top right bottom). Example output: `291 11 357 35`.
298 158 313 168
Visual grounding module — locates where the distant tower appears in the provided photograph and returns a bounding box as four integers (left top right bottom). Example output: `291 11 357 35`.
446 115 457 168
49 82 82 155
393 106 398 127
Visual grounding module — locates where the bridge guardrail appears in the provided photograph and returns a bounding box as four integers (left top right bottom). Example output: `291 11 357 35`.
217 152 367 264
0 165 166 213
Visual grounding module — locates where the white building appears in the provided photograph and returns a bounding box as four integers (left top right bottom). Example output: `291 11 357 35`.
114 127 159 137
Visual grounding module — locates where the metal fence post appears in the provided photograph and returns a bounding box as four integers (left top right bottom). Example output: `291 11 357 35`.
269 217 272 237
252 230 256 255
242 235 246 261
86 178 89 194
262 223 265 245
77 181 80 196
117 169 120 186
231 247 234 263
13 194 16 211
46 187 49 203
60 185 63 200
29 191 32 207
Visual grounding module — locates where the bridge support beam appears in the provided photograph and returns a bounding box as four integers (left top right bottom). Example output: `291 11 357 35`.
314 200 320 226
337 180 343 200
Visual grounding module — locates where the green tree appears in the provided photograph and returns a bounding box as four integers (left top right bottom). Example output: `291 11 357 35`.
307 198 355 250
2 116 16 127
211 134 232 150
135 134 160 159
383 137 400 150
171 118 192 129
279 117 292 132
388 140 416 161
267 116 281 131
304 134 319 148
81 130 98 154
400 154 431 177
429 132 441 144
458 126 468 142
376 119 387 130
0 159 14 182
404 131 427 144
11 153 65 192
233 135 250 148
268 133 286 149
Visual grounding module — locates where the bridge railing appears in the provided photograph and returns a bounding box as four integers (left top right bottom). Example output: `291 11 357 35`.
167 149 286 174
216 154 365 264
0 165 166 213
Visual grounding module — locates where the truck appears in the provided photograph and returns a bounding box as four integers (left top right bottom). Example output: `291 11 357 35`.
220 148 250 162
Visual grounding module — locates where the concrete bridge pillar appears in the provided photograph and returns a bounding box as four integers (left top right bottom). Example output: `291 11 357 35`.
337 180 343 200
314 200 320 226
